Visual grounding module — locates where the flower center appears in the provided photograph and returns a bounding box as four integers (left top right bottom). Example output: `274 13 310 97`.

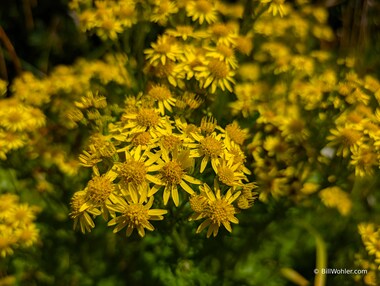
161 161 183 184
149 85 171 101
132 132 151 146
218 166 235 186
195 0 213 13
210 24 230 37
156 43 171 54
208 199 235 224
208 59 229 79
87 176 114 206
217 45 234 57
136 108 160 128
123 204 149 226
200 136 223 157
341 128 361 146
118 160 147 185
161 135 181 151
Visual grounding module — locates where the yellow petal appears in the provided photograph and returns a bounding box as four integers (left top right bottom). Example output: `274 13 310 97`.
171 185 179 206
180 180 195 195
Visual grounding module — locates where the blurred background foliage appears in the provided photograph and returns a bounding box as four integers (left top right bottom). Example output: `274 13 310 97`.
0 0 380 286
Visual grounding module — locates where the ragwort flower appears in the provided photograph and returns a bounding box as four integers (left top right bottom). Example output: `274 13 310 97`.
144 35 182 66
186 0 218 24
107 191 167 237
194 58 235 93
194 183 240 238
149 149 201 206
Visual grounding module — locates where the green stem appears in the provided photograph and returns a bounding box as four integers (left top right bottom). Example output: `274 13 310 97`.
302 224 327 286
171 228 187 256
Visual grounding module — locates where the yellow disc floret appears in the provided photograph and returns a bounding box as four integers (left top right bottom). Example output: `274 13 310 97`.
200 136 223 157
161 161 184 185
136 108 160 128
118 160 147 185
86 176 114 206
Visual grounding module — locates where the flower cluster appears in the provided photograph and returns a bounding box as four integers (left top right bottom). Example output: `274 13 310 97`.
0 0 379 284
355 223 380 285
226 1 380 224
71 95 256 237
0 96 45 160
0 194 39 257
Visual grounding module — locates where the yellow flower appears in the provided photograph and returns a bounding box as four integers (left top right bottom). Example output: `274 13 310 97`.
256 169 289 202
200 116 218 134
235 36 253 55
260 0 287 17
327 125 363 157
216 156 247 187
0 227 16 257
263 135 289 158
358 223 380 270
0 194 19 219
177 92 204 110
278 110 309 142
144 35 182 66
150 0 178 25
8 204 37 228
166 25 205 41
350 145 377 177
147 84 176 115
0 106 32 132
236 183 258 210
191 132 226 173
70 191 101 234
319 186 352 216
97 19 123 41
11 72 50 106
300 182 319 195
207 23 237 45
194 58 235 93
114 148 162 195
229 84 257 118
159 134 184 155
205 44 239 70
149 149 201 206
145 60 185 87
224 141 251 175
80 172 118 214
107 191 167 237
15 224 39 247
186 0 218 24
225 121 249 145
177 45 206 81
114 0 137 28
194 183 240 238
0 131 26 151
128 131 159 151
358 223 376 241
87 133 117 159
217 2 244 18
121 107 171 137
78 150 102 169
